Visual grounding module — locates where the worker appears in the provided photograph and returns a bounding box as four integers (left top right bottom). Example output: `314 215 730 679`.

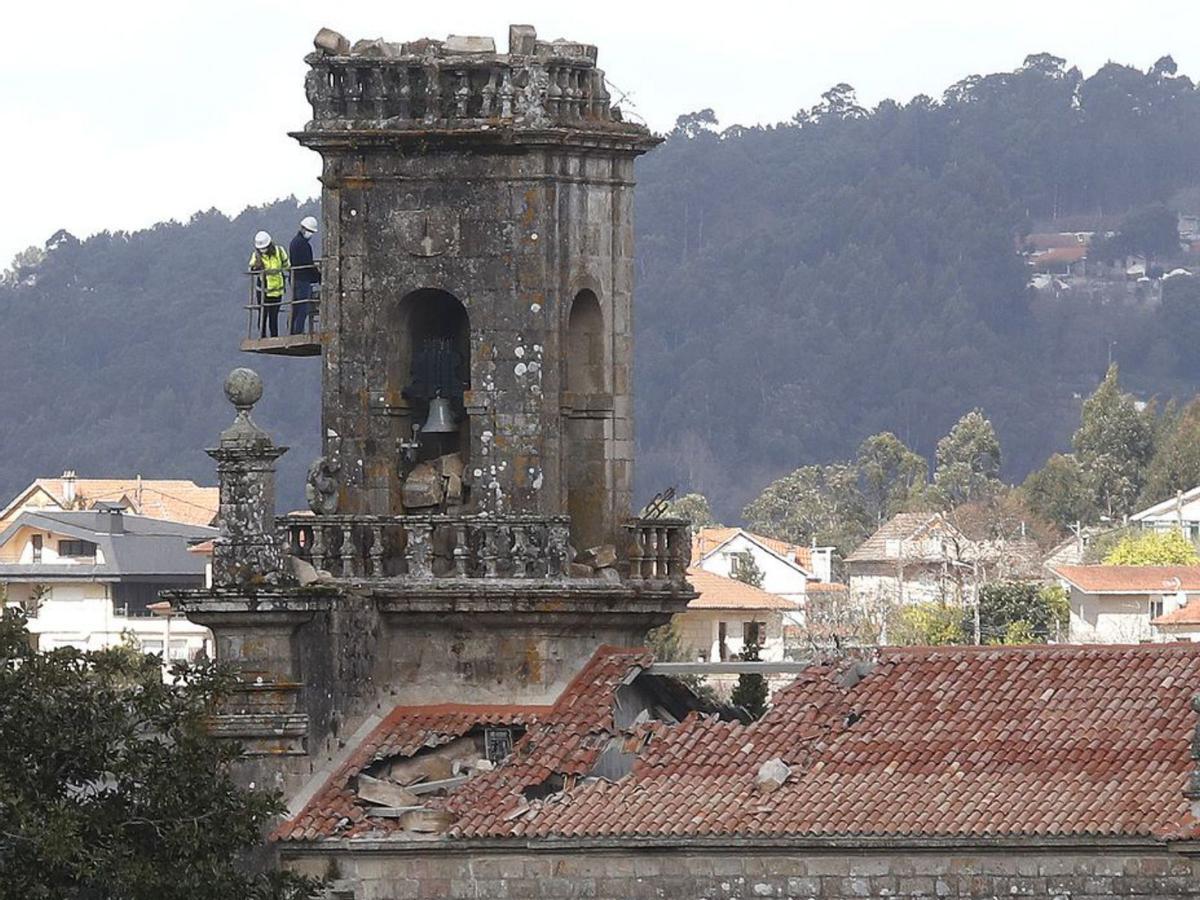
289 215 321 335
248 231 289 338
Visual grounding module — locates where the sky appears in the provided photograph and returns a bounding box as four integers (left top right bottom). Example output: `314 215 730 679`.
2 0 1198 267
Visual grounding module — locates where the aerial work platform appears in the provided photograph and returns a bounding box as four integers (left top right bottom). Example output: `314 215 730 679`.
241 265 322 356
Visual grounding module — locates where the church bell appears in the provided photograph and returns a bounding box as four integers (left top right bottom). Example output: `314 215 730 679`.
421 394 457 434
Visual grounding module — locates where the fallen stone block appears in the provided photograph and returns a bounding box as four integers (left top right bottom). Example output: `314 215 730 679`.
508 24 537 55
314 27 349 55
357 773 420 808
444 35 496 54
756 757 791 793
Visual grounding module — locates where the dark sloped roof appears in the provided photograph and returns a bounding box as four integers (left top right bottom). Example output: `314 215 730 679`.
279 643 1200 845
0 510 214 579
845 512 955 563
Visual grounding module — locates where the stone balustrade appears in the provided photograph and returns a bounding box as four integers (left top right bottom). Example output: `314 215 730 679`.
278 514 690 586
301 26 629 131
623 518 691 585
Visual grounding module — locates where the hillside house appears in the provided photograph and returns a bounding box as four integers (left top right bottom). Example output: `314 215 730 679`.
0 471 218 531
673 567 797 663
1053 564 1200 643
846 512 972 606
691 526 833 608
1131 486 1200 540
0 506 215 664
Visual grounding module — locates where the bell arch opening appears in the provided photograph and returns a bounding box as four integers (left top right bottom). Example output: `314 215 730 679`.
390 288 471 465
565 289 609 552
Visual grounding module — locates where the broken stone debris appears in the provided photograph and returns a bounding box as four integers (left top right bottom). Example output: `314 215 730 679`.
755 757 791 794
401 453 466 511
356 773 419 808
313 27 349 55
443 35 496 54
290 555 333 586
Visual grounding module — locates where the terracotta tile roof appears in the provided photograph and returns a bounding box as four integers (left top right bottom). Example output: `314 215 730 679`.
1153 598 1200 626
804 581 848 593
686 568 797 611
1031 246 1087 268
692 527 812 571
280 643 1200 845
845 512 956 563
1054 565 1200 594
1 478 218 528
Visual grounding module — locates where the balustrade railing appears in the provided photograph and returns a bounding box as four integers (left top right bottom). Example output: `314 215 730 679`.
278 514 691 586
304 57 616 128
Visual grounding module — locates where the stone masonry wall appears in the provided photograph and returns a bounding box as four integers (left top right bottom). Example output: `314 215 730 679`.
285 845 1200 899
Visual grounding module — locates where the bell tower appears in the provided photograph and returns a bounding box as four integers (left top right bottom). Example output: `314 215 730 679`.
177 25 692 797
299 24 651 553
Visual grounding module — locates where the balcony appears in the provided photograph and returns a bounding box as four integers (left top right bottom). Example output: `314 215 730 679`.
278 514 690 588
241 265 323 357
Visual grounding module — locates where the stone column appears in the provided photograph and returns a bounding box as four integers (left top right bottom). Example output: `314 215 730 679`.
209 367 289 588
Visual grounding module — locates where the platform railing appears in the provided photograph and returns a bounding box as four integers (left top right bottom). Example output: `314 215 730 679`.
245 264 323 342
278 514 691 586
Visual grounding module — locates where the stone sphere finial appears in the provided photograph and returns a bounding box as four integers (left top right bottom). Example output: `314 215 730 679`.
224 367 263 412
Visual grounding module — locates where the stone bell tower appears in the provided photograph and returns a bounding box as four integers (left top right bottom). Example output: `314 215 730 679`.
176 25 691 796
300 24 651 553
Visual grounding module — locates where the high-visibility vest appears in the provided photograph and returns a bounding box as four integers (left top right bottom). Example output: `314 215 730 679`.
249 245 290 299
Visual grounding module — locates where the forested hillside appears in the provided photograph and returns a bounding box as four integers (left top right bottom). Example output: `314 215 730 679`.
4 54 1200 517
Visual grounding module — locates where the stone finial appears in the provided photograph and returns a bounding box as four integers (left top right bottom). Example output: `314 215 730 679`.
220 368 271 446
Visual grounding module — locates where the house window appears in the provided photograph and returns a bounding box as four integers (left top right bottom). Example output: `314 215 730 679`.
1151 597 1165 620
58 539 97 558
31 535 42 563
718 621 729 661
743 621 765 647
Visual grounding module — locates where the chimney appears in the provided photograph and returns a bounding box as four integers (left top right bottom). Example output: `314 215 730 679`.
62 470 77 505
96 502 125 534
811 547 834 584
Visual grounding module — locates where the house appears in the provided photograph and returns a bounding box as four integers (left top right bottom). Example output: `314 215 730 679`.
0 471 219 531
1152 597 1200 642
691 526 833 607
1052 564 1200 642
1043 525 1109 569
673 567 797 663
1131 486 1200 540
274 643 1200 896
846 512 971 606
0 505 216 663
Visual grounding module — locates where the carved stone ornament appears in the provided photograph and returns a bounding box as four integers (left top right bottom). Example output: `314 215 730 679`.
306 453 341 515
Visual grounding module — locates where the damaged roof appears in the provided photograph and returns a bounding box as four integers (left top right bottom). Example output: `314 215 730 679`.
278 642 1200 845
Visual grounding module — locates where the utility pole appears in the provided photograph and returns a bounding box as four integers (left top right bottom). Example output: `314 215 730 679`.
972 560 981 645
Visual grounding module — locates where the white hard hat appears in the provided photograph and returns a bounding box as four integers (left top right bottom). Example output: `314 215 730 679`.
254 230 271 250
300 215 319 234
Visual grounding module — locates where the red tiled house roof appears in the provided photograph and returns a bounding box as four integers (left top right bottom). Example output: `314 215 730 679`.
686 567 797 611
279 643 1200 845
1055 565 1200 593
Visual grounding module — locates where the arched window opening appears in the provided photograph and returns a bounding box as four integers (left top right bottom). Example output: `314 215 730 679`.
390 289 471 463
566 290 606 394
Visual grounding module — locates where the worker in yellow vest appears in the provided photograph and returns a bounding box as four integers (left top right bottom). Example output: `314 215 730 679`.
248 230 290 338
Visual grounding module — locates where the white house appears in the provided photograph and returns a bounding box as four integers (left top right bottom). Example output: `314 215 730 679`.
673 567 797 663
846 512 971 607
1052 564 1200 643
0 505 216 669
1130 487 1200 541
691 526 833 610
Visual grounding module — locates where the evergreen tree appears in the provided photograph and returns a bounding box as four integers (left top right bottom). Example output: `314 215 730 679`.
933 409 1002 507
856 432 928 524
1141 397 1200 505
1073 365 1157 518
730 551 765 588
664 492 720 527
730 641 768 720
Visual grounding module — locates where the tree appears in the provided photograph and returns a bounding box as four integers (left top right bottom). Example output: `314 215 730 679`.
671 108 719 139
1020 453 1097 529
730 551 765 588
0 609 318 900
1093 203 1180 265
1103 530 1200 564
975 581 1068 644
730 641 768 720
1073 365 1156 518
856 432 928 524
933 409 1002 507
742 464 868 556
1142 397 1200 504
889 602 966 646
663 492 720 528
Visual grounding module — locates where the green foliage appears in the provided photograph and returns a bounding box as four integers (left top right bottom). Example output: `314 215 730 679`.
1141 397 1200 504
856 432 928 524
742 462 868 556
976 581 1067 644
1092 203 1181 263
1073 365 1157 519
664 492 720 528
933 409 1002 507
1103 529 1200 564
890 602 966 646
644 621 718 705
730 642 769 720
0 608 319 900
730 551 765 588
1020 453 1096 529
1156 276 1200 376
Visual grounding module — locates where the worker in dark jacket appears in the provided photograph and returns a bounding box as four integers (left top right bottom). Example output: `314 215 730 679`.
289 216 321 335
